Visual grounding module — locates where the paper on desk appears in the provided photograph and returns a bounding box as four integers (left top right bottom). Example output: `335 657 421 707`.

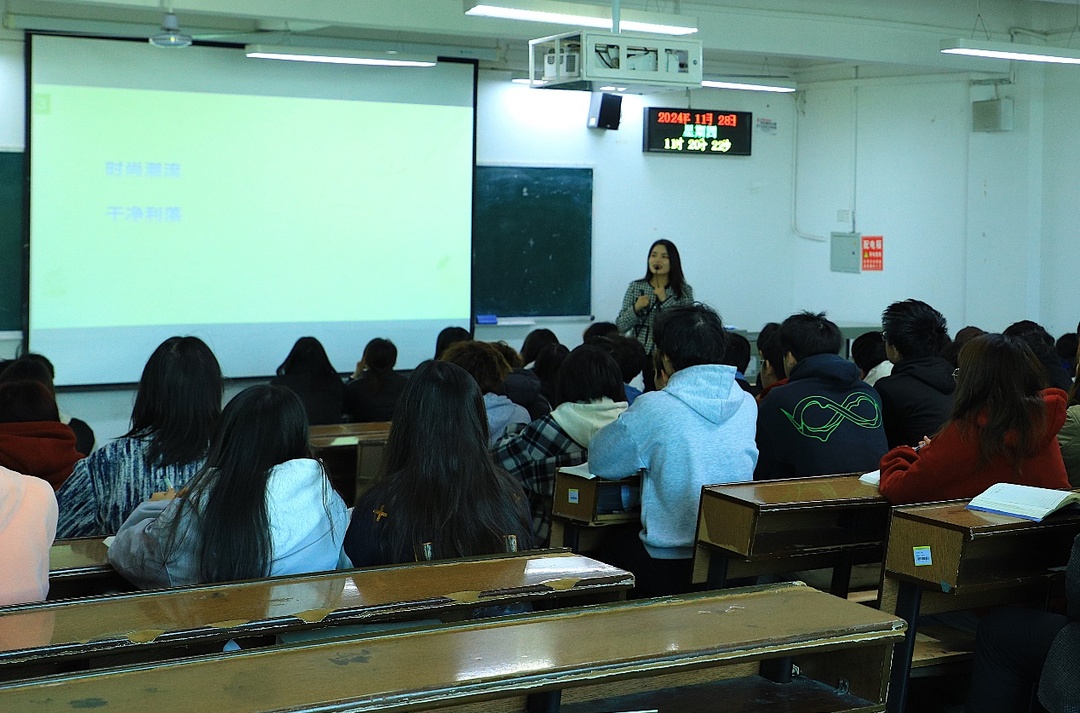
859 470 881 486
102 536 115 548
559 463 596 479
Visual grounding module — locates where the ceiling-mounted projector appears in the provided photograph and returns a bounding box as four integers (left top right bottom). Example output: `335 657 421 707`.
528 31 702 92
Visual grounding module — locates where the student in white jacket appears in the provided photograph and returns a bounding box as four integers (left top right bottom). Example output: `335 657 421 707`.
109 385 348 589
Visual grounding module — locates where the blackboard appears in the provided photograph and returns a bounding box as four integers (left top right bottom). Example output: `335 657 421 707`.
473 166 592 318
0 151 25 332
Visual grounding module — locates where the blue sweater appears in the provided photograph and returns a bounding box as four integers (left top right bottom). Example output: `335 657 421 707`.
589 364 758 559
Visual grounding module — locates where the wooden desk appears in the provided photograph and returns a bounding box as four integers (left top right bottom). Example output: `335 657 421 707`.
883 500 1080 713
48 538 132 600
548 469 640 552
309 421 391 505
0 551 631 682
0 582 906 713
692 474 889 597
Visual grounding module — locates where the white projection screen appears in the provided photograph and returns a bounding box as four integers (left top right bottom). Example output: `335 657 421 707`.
28 35 475 386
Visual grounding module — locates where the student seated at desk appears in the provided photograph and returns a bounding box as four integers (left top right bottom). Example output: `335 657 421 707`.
494 345 628 546
345 338 408 423
966 533 1080 713
589 303 757 597
109 385 348 589
875 299 955 449
271 337 345 426
440 341 530 446
879 334 1070 504
0 465 57 606
0 354 95 455
0 380 82 490
755 312 887 480
345 361 531 566
56 337 223 537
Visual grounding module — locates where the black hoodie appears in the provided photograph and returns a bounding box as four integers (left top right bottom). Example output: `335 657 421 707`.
874 356 955 448
755 353 888 480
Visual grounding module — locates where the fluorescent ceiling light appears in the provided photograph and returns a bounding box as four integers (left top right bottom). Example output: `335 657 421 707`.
940 37 1080 65
464 0 697 36
245 44 436 67
701 76 797 93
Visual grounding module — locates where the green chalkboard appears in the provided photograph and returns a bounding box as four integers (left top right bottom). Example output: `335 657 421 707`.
0 151 25 332
473 166 592 318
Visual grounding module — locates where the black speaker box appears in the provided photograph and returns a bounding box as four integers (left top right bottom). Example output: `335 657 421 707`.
588 92 622 130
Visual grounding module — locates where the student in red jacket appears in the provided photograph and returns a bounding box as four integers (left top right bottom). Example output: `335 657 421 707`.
879 333 1070 504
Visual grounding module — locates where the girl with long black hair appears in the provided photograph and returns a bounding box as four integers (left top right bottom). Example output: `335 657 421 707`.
344 360 532 565
109 384 348 588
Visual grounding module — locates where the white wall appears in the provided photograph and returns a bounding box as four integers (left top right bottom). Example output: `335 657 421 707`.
1040 64 1080 339
475 71 797 339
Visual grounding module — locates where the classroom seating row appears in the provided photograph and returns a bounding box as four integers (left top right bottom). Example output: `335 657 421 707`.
550 468 1080 713
0 580 905 713
18 470 1080 712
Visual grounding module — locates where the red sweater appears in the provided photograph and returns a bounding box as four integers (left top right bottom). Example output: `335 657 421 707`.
0 421 83 491
879 388 1071 505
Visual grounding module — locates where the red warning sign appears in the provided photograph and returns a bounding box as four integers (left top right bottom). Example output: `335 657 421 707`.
862 235 883 271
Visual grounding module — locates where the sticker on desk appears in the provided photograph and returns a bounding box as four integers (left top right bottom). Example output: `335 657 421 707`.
567 488 579 504
912 546 933 566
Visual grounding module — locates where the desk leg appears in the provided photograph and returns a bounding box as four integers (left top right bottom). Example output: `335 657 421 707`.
830 551 854 599
563 524 581 553
705 552 729 590
886 581 922 713
761 656 793 684
526 690 561 713
549 521 565 549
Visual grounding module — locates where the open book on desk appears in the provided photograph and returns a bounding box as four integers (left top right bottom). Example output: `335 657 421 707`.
966 483 1080 522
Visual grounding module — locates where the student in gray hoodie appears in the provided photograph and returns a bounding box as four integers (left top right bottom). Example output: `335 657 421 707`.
590 303 758 597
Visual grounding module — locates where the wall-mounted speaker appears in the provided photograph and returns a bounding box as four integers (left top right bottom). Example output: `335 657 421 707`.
973 98 1014 132
588 92 622 130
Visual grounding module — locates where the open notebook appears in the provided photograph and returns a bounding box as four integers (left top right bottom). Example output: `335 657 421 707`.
966 483 1080 522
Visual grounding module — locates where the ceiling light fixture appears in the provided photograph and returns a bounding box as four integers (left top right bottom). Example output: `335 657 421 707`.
245 45 437 67
701 76 797 93
149 12 192 48
464 0 698 36
940 37 1080 65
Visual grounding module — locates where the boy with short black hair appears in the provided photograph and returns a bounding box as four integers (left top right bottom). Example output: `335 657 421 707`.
875 300 955 448
755 311 886 480
589 303 757 597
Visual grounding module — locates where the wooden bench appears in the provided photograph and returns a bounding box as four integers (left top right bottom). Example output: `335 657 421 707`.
309 421 391 504
0 582 906 712
1 551 631 682
692 473 890 598
547 467 640 552
48 537 132 600
882 499 1080 713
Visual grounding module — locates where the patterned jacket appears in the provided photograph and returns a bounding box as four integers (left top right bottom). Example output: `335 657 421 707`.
55 437 205 538
494 415 587 546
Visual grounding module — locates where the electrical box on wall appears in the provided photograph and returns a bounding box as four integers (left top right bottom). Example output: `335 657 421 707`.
972 98 1014 132
528 31 702 92
830 232 862 273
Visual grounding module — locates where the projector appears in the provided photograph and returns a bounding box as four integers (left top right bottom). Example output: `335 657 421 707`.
529 31 702 92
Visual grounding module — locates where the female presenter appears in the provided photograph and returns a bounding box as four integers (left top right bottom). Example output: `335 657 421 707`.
616 240 694 390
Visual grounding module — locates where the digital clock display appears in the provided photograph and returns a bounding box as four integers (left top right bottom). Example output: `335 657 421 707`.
643 107 752 156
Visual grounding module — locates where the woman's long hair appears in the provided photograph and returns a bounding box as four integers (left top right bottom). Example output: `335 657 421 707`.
375 361 530 561
639 239 688 299
277 337 341 391
951 334 1049 468
127 337 223 467
167 385 312 583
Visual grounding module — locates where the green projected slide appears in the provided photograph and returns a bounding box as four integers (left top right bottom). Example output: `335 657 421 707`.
30 85 472 329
